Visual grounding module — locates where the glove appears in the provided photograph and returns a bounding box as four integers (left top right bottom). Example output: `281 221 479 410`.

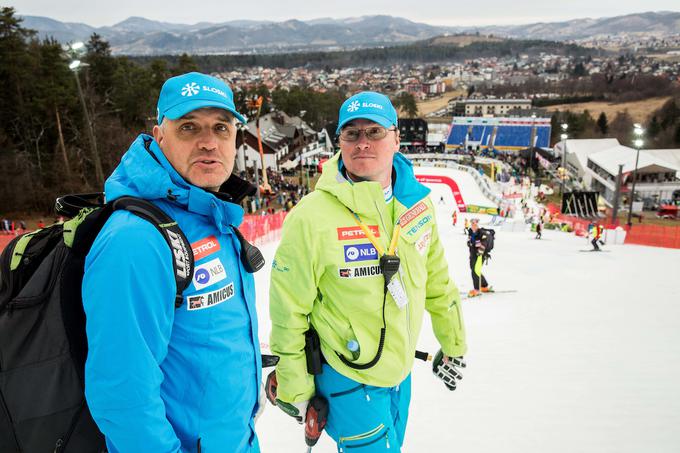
432 349 466 391
265 370 309 424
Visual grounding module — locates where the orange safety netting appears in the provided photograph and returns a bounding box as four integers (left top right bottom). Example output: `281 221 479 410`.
239 211 288 246
624 224 680 249
0 212 289 254
554 214 594 237
0 235 13 252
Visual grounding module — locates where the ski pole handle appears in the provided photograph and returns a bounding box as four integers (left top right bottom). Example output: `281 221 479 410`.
415 350 432 362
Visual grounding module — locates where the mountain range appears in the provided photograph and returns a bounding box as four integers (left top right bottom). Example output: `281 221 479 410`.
19 11 680 55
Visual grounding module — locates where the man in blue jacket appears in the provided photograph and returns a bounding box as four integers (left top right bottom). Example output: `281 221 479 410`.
82 72 262 452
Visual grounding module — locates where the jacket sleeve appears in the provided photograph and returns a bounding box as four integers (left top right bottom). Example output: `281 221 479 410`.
424 217 467 358
269 208 320 404
82 213 181 453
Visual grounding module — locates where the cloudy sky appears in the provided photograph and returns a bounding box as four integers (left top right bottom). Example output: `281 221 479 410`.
13 0 680 27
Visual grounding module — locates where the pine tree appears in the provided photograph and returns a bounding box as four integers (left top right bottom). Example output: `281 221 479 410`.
596 112 608 135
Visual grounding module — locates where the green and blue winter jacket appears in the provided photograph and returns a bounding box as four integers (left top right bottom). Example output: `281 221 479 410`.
269 152 466 404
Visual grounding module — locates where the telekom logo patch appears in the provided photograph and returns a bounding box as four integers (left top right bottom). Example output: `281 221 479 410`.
192 235 221 261
337 225 380 240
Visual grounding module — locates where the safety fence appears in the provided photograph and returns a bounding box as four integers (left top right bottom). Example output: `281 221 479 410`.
0 235 13 252
240 211 288 246
553 214 594 237
623 224 680 249
0 212 289 254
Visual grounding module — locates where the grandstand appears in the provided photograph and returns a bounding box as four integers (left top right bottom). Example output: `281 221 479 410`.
446 117 551 153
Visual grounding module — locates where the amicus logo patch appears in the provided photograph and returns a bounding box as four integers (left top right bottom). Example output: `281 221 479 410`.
337 225 380 241
344 243 378 262
338 265 382 279
187 282 235 310
193 257 226 290
192 235 221 261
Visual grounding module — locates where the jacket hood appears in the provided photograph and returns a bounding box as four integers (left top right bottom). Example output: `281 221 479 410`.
315 151 430 214
105 134 254 232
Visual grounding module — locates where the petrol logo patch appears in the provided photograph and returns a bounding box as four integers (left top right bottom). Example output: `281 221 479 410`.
337 225 380 240
399 202 428 227
415 230 432 256
338 265 383 278
406 214 432 236
343 243 378 262
187 282 235 310
193 257 226 290
192 235 221 261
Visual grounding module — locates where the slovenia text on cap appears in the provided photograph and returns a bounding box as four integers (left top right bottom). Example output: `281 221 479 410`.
336 91 398 134
156 72 246 124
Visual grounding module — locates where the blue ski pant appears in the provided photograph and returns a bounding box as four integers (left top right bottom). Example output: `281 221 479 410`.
314 364 412 452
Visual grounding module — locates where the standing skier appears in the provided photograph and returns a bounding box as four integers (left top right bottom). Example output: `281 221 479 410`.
591 223 604 251
535 218 543 240
467 219 493 297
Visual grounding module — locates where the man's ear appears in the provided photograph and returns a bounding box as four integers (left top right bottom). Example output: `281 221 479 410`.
152 124 163 145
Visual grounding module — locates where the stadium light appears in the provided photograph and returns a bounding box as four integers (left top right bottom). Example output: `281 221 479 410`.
626 125 644 228
559 129 568 195
64 42 104 186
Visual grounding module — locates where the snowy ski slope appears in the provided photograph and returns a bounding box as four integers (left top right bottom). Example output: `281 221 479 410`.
255 176 680 453
413 165 498 212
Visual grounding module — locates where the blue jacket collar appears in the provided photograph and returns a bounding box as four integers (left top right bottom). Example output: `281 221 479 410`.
104 134 245 232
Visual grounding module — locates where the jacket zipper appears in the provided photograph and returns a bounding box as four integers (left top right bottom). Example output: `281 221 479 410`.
375 200 412 351
339 426 390 451
330 384 364 398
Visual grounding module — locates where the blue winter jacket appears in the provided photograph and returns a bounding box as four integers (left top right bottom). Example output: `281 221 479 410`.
83 134 262 453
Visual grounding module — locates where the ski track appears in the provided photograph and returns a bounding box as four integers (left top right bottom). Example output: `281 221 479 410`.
254 193 680 452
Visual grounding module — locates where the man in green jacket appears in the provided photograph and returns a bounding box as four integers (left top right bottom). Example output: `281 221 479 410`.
268 91 467 452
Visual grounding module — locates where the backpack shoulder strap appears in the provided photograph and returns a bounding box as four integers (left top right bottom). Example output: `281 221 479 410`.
110 197 194 308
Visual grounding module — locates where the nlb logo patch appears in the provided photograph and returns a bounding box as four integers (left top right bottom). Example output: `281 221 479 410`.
338 265 383 279
347 100 360 112
344 243 378 262
400 202 427 227
193 257 226 290
181 82 200 97
187 282 235 311
337 225 380 241
192 236 221 261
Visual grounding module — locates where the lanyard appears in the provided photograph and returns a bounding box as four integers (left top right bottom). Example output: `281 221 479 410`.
350 211 400 256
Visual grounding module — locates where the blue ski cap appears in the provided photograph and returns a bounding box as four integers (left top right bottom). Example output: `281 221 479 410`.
157 72 246 125
336 91 398 134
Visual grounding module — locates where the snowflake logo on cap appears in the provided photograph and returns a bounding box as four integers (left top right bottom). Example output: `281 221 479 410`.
181 82 200 97
347 100 360 112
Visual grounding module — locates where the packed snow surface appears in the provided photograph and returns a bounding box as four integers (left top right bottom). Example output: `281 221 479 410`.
254 196 680 453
